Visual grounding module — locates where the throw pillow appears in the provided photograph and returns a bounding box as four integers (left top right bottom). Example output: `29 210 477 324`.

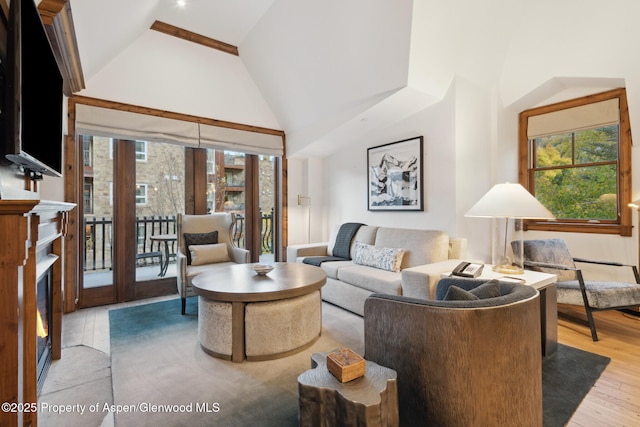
352 242 405 272
184 231 218 265
444 285 480 301
189 243 230 266
469 280 502 299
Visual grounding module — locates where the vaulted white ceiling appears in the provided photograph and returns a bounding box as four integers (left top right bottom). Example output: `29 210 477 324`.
69 0 638 158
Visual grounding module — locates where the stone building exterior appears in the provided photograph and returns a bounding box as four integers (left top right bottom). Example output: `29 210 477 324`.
85 136 185 219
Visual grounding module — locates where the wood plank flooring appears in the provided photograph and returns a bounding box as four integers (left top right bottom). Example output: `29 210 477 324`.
558 305 640 426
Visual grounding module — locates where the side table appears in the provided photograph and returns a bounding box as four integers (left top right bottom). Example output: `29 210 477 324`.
441 266 558 356
298 351 399 427
149 233 176 277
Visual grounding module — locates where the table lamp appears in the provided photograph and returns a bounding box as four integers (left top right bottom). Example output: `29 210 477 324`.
466 182 555 274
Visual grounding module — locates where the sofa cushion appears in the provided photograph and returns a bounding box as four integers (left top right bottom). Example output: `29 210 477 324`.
374 228 449 268
337 265 402 295
352 242 405 272
189 243 230 266
317 260 356 280
184 231 218 265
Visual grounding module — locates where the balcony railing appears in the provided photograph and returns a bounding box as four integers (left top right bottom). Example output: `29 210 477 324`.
233 210 274 253
83 212 274 272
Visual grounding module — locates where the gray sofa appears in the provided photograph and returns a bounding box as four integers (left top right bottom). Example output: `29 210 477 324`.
287 224 468 315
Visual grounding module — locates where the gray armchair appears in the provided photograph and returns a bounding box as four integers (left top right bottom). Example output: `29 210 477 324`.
176 213 250 314
364 278 542 426
518 238 640 341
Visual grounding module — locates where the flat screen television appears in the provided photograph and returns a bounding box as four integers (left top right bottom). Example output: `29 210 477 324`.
3 0 64 177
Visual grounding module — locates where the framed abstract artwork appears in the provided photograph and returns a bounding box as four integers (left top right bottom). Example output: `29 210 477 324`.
367 136 424 211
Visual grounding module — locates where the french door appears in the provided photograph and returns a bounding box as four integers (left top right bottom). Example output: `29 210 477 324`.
78 141 281 308
79 138 183 307
205 149 280 263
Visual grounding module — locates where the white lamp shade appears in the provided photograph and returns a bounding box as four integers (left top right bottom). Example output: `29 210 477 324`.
465 183 555 219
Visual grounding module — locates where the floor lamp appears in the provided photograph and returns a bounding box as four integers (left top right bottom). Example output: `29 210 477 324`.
466 183 555 274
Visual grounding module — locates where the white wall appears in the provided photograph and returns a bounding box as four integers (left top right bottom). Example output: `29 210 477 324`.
78 31 281 131
453 78 494 262
298 80 460 243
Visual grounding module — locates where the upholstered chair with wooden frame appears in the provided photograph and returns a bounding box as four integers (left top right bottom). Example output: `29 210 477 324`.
176 213 250 314
518 238 640 341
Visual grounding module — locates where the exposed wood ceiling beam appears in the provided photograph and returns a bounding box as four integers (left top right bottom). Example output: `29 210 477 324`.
71 95 285 137
151 20 239 56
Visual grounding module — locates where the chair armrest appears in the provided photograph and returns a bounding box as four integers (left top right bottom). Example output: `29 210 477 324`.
523 260 577 271
176 249 187 287
286 243 330 262
229 246 250 264
573 257 625 267
572 257 640 283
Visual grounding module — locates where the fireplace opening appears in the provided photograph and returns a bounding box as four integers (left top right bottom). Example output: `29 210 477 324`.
36 270 52 394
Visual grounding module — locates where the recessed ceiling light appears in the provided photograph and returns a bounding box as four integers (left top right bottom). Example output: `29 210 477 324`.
176 0 187 7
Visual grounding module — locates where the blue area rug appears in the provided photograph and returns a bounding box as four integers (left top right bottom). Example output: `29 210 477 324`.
109 298 609 427
110 297 198 349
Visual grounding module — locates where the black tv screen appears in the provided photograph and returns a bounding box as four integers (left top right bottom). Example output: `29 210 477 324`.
4 0 64 177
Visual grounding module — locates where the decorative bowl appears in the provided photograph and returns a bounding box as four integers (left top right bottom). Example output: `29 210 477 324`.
252 264 274 276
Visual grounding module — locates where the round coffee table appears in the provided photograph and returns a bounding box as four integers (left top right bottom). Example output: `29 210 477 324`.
192 262 326 362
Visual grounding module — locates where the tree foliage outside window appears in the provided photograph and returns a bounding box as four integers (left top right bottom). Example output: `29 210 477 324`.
531 125 619 221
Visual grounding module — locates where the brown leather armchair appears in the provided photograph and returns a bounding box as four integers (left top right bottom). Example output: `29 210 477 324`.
364 278 542 426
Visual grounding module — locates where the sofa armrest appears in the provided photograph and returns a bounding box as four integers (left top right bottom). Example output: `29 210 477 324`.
401 259 483 300
448 238 467 259
286 243 330 262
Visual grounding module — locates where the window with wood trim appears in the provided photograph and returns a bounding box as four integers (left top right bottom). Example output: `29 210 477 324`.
518 88 632 236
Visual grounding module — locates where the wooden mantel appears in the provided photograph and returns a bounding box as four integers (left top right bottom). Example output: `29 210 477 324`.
0 199 75 427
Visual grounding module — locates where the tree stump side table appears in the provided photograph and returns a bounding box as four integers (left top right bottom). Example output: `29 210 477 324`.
297 351 399 427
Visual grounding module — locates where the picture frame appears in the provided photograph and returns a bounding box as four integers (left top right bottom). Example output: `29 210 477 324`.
367 136 424 211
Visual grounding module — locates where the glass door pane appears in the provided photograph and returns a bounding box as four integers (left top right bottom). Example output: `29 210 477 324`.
259 155 276 263
134 140 185 282
207 149 246 248
81 136 115 301
204 149 278 263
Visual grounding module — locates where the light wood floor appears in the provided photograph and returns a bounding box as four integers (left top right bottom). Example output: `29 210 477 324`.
559 305 640 426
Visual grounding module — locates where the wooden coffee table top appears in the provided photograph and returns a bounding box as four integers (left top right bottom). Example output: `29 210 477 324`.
191 262 326 303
